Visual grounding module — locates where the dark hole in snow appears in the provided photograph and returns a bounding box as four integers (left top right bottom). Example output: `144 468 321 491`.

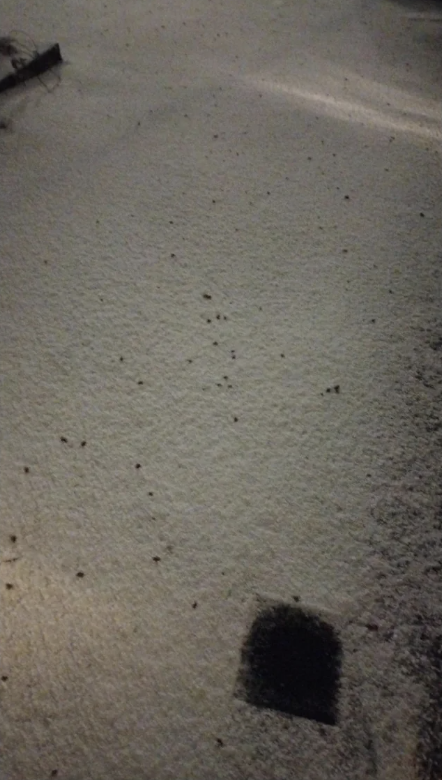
236 603 341 725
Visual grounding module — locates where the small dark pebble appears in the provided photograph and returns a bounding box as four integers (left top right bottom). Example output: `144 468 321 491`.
233 416 239 422
76 572 85 578
280 353 285 358
192 602 198 609
223 376 228 380
137 381 144 385
24 467 29 473
148 491 154 496
344 195 350 200
292 595 300 602
213 341 218 346
60 436 68 443
10 535 17 543
216 738 224 747
187 359 193 363
203 294 212 300
420 212 425 217
216 314 221 320
371 318 376 323
207 319 212 323
326 387 331 393
1 675 8 682
120 356 124 362
5 583 13 590
171 253 176 258
81 441 87 447
135 463 141 469
334 385 340 393
153 556 161 563
366 622 379 632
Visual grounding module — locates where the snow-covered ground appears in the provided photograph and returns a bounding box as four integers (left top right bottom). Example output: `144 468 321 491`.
1 0 441 777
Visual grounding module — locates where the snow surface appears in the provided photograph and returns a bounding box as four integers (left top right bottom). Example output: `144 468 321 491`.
0 0 441 777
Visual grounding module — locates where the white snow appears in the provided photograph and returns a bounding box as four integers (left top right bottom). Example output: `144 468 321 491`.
1 0 441 777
